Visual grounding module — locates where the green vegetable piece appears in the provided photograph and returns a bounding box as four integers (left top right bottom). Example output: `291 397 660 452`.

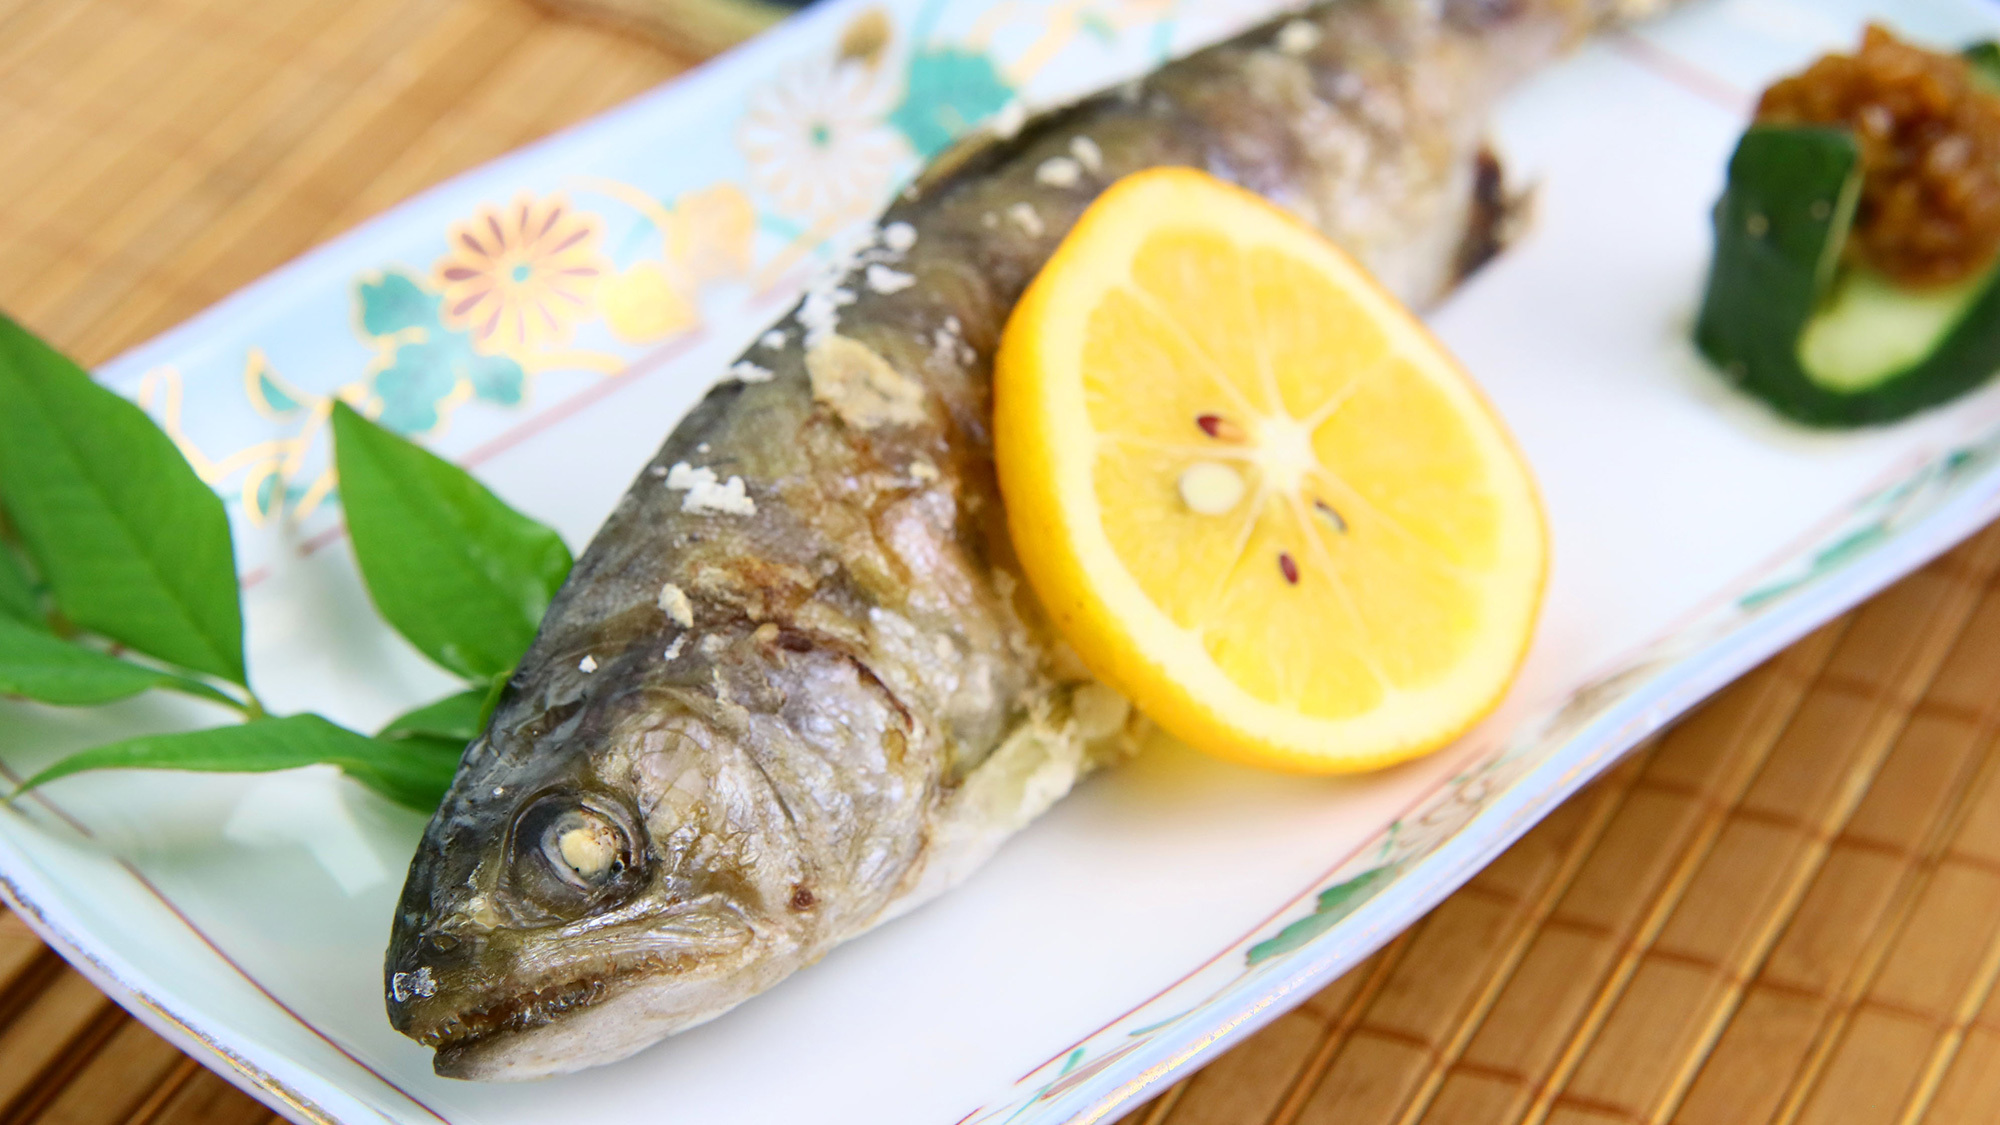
0 545 38 625
0 615 235 707
13 713 460 812
331 403 572 681
1797 265 1997 390
1966 41 2000 91
378 687 487 743
0 315 247 681
1695 125 2000 425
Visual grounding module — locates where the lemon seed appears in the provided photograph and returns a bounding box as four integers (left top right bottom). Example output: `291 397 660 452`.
1178 462 1246 515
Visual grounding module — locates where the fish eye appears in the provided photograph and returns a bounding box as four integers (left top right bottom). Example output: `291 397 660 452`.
507 791 645 915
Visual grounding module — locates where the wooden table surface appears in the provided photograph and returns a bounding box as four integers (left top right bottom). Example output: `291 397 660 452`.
7 1 2000 1123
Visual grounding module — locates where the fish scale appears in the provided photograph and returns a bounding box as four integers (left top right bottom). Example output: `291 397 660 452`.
386 0 1680 1080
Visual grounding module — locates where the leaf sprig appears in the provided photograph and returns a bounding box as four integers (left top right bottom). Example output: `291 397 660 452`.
0 312 571 811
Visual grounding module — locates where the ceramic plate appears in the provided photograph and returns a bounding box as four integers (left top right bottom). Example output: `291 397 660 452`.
7 0 2000 1121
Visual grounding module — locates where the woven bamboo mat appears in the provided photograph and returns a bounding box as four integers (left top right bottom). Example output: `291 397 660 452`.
5 0 2000 1122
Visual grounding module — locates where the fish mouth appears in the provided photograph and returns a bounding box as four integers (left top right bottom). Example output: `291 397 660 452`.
424 965 650 1079
415 971 621 1055
394 903 767 1080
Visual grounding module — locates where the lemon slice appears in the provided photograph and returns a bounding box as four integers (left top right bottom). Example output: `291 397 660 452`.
995 168 1547 773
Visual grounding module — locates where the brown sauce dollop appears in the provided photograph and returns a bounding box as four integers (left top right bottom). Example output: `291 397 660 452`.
1757 24 2000 288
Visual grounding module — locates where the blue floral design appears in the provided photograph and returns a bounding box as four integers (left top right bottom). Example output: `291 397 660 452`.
889 46 1014 158
255 372 300 413
355 271 525 435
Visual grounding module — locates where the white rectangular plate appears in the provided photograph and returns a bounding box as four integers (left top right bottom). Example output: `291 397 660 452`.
6 0 2000 1122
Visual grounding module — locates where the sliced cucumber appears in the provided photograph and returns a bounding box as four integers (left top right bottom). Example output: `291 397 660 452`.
1695 123 2000 426
1798 263 1997 391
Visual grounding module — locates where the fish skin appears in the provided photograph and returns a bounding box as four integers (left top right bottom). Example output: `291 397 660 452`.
387 0 1676 1080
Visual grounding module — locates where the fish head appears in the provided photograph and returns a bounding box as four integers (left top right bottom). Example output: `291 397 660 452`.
385 646 809 1080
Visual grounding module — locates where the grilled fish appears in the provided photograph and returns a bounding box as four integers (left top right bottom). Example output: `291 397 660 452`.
387 0 1676 1079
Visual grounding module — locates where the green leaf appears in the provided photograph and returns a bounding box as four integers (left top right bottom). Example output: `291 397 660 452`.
13 713 459 812
378 687 487 743
476 673 509 731
331 403 571 680
0 545 37 624
1967 42 2000 92
0 615 235 707
0 314 246 683
368 734 469 808
355 735 463 810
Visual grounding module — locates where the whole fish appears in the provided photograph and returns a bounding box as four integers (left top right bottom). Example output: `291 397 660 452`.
387 0 1675 1079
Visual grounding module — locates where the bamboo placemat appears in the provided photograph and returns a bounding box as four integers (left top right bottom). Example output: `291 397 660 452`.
5 1 2000 1122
